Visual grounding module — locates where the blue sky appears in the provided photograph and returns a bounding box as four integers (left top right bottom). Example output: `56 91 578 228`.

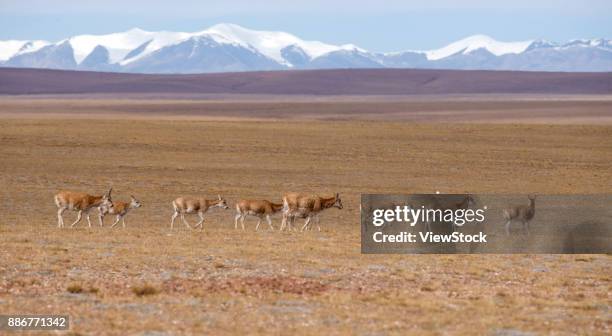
1 0 610 51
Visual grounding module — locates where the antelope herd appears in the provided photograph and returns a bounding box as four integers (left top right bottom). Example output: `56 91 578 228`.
53 189 343 232
53 189 536 234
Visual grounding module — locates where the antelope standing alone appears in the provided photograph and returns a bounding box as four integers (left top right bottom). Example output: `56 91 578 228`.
171 195 229 229
503 195 536 235
99 195 142 228
280 193 343 232
54 188 113 228
234 199 284 231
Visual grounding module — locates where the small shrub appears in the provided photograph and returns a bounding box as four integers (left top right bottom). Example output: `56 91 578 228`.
67 284 83 294
496 291 508 297
67 284 100 295
132 284 159 297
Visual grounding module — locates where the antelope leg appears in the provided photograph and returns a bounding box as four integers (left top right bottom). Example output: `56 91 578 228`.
70 210 83 227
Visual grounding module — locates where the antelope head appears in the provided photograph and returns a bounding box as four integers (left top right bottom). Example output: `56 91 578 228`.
465 194 476 207
102 187 114 208
528 194 537 204
130 195 143 209
333 193 343 209
215 194 230 209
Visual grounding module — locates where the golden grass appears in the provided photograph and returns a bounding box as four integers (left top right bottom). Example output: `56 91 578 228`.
0 118 610 335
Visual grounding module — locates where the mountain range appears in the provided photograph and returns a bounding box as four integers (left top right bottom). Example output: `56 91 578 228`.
1 23 610 73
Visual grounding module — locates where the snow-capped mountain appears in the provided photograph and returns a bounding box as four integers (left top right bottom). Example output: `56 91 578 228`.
1 24 610 73
202 23 361 66
422 35 533 60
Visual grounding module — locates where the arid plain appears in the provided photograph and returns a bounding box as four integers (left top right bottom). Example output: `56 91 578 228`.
0 96 611 335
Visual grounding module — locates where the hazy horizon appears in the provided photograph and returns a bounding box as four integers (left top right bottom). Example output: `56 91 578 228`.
1 0 611 51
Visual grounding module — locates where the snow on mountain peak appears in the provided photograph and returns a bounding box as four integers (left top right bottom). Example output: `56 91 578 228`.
425 34 533 60
1 25 609 72
563 38 611 49
68 28 193 64
202 23 361 64
0 40 49 61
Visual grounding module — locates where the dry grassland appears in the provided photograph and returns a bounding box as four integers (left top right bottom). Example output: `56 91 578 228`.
1 95 612 123
0 117 610 335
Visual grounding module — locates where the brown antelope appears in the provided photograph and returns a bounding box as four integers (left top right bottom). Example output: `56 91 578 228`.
280 193 343 232
234 199 284 231
99 195 142 228
54 188 113 228
503 195 536 235
171 195 229 229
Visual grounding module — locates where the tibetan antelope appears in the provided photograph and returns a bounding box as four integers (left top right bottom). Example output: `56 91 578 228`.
234 199 284 231
421 194 476 232
448 194 476 232
280 193 343 232
99 195 142 228
503 195 536 235
54 188 113 228
171 195 229 229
